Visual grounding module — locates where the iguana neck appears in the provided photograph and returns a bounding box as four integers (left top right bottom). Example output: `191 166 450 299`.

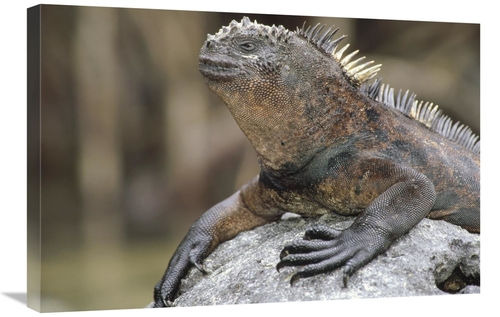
221 71 362 177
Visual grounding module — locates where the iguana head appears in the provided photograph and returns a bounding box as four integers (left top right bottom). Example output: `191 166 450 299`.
199 17 297 125
199 17 291 82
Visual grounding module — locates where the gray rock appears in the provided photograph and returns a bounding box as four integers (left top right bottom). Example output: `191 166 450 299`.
170 214 480 307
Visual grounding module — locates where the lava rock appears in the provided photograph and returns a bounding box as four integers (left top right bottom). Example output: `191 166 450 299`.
167 214 480 307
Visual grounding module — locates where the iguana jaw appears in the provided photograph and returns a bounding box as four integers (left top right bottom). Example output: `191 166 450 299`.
199 55 247 81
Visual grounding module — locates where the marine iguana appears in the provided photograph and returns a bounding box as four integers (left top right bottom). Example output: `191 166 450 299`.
153 17 480 307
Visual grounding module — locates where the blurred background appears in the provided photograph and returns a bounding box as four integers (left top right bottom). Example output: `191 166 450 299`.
27 5 479 312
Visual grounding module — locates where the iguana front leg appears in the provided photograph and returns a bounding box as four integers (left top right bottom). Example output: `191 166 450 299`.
153 177 281 307
277 163 437 286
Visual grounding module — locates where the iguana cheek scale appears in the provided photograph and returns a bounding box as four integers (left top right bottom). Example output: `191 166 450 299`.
153 17 479 307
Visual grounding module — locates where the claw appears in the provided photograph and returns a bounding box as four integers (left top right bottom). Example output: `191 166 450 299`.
342 263 354 287
279 249 289 259
342 272 349 288
193 262 208 274
157 297 174 307
189 251 208 274
276 261 285 272
159 298 174 307
290 273 302 286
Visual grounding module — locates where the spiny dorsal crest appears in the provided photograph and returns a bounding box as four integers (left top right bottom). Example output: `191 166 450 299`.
297 21 479 154
362 80 480 154
208 16 293 45
296 22 382 86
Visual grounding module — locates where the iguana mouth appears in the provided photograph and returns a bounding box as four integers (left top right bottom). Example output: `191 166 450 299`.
199 55 243 81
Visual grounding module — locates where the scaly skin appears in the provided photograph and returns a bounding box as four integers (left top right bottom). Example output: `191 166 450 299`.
153 17 479 307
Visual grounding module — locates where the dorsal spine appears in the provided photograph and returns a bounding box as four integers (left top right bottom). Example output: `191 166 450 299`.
296 21 479 154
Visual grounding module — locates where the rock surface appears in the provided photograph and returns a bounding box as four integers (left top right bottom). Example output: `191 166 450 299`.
168 214 480 307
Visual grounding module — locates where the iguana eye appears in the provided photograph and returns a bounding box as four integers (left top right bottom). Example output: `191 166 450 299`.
238 40 257 52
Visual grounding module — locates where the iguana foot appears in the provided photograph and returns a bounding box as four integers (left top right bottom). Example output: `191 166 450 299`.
277 223 391 287
153 189 270 307
153 228 213 308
